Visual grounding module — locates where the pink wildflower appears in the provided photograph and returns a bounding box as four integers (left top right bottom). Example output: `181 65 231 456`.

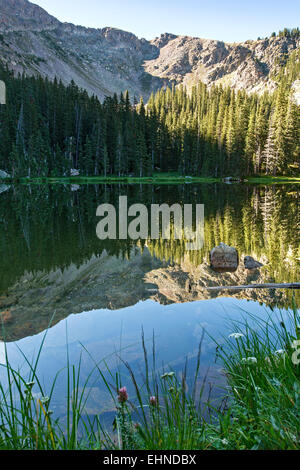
117 386 128 404
149 396 158 407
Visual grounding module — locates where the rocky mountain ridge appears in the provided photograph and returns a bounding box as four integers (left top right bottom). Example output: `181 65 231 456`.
147 34 299 95
0 0 299 100
0 0 59 31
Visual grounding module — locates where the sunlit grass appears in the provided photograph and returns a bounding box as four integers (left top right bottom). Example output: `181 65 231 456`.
213 297 300 449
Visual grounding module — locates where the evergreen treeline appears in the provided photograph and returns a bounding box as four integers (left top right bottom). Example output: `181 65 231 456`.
276 27 300 38
0 52 299 178
257 27 300 40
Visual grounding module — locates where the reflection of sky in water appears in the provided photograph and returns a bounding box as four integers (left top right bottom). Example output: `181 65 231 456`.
0 183 298 427
0 297 295 419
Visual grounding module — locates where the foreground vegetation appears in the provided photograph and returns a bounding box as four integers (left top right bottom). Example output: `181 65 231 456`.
0 300 299 450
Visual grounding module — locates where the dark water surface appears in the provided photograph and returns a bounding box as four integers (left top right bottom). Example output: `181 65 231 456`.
0 182 299 419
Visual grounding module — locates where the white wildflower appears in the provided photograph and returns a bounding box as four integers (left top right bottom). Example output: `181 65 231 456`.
229 333 244 339
26 381 35 388
275 349 285 355
247 357 257 363
40 396 50 404
242 357 257 364
161 372 175 379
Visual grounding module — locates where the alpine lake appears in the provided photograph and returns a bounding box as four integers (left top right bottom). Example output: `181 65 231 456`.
0 181 299 426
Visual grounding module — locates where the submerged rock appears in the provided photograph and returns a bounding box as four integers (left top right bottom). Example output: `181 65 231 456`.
244 256 263 270
210 243 239 272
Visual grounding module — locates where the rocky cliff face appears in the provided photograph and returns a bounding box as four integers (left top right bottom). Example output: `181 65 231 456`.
0 0 164 99
146 34 300 94
0 0 299 100
0 0 59 31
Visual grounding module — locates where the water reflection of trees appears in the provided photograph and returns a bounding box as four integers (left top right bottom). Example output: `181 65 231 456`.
0 184 299 294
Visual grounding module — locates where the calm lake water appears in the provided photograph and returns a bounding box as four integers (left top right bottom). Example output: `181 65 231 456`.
0 182 299 422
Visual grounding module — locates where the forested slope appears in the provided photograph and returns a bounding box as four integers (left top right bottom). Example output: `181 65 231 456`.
0 49 299 178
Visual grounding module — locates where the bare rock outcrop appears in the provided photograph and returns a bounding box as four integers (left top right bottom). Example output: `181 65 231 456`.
0 0 59 32
0 0 299 100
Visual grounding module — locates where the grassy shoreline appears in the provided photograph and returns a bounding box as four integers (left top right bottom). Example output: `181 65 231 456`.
0 174 300 185
0 301 299 450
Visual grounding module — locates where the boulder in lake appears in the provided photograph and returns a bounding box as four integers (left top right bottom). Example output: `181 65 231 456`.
244 256 263 270
210 243 239 272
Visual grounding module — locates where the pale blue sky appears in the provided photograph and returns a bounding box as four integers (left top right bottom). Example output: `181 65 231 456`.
33 0 300 42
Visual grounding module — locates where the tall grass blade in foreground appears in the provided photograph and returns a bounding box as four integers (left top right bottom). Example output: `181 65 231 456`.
0 300 299 450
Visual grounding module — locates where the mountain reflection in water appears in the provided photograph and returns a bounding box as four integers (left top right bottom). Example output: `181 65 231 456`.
0 182 298 417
